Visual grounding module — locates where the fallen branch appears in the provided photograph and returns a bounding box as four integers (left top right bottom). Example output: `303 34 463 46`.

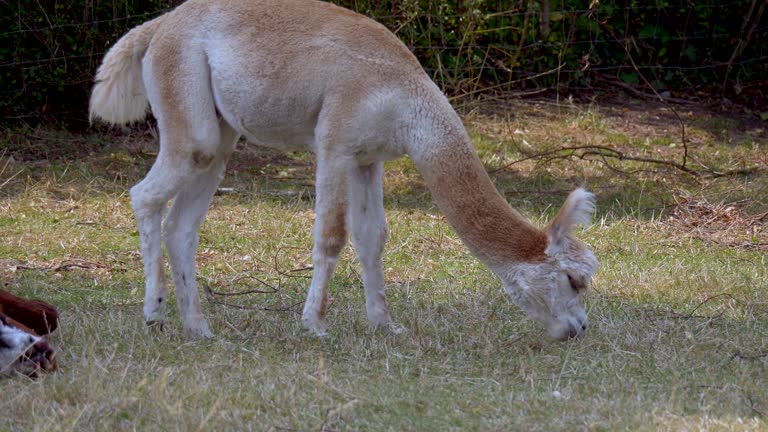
489 144 699 176
490 144 766 179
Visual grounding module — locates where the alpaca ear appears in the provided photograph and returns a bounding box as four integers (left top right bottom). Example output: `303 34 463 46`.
545 188 595 255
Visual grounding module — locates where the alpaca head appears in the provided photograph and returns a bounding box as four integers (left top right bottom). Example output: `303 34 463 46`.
0 313 57 377
0 313 40 373
501 188 598 340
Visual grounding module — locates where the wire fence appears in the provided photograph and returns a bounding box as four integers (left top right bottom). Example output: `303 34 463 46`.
1 0 766 125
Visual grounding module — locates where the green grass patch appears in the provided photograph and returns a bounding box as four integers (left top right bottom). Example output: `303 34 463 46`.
1 102 766 430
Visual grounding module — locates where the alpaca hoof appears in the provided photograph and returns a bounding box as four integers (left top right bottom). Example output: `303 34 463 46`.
384 322 407 335
145 319 165 331
144 306 166 328
184 320 214 339
374 321 406 335
302 316 328 337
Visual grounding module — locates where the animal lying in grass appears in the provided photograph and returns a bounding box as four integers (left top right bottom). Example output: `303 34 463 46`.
0 289 58 377
89 0 598 341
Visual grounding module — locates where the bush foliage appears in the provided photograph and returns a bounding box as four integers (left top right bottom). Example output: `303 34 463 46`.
0 0 173 125
1 0 765 125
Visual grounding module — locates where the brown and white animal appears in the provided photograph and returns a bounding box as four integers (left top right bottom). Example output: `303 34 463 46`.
0 289 58 377
89 0 598 341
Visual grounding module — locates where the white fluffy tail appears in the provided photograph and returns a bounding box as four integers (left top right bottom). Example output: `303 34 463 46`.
89 16 166 125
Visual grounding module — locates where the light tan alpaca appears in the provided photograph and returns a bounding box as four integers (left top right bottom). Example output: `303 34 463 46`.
90 0 598 340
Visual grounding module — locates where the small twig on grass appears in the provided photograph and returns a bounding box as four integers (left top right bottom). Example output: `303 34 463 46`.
701 165 766 179
732 350 768 360
13 259 108 272
207 297 303 313
202 280 302 313
0 160 24 194
195 397 221 432
220 274 279 295
675 293 738 320
52 263 95 271
500 334 527 347
275 265 313 280
743 391 766 418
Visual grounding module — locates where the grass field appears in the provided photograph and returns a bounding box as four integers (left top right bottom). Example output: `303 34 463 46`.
1 99 766 431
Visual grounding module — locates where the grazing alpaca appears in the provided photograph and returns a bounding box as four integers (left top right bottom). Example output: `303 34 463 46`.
0 290 58 377
90 0 598 340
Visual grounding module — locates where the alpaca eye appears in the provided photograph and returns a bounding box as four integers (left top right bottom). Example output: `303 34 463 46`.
567 274 582 293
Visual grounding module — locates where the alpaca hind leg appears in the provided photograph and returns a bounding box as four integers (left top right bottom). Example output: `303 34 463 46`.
131 150 196 328
163 121 239 338
137 42 222 333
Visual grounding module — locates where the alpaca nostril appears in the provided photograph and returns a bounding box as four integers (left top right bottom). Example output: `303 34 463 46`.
567 325 580 339
582 323 588 330
27 336 36 345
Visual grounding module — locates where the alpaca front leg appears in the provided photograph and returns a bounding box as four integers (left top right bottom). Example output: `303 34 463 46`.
348 162 394 330
301 158 349 336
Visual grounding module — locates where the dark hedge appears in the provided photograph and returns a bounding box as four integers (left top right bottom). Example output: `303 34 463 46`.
1 0 765 126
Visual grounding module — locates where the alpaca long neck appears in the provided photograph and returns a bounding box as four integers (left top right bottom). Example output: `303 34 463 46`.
412 133 548 267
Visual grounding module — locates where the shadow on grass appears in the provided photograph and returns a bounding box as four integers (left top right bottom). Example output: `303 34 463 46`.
1 122 765 224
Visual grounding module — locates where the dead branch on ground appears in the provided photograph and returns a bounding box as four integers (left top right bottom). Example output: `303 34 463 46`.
489 144 699 176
